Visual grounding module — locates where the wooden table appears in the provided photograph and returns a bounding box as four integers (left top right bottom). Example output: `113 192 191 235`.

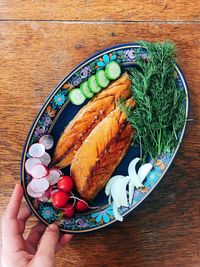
0 1 200 266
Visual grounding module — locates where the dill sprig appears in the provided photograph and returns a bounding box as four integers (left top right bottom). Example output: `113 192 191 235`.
123 41 186 162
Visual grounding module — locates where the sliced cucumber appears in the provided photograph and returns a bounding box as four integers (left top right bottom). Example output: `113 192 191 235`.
105 61 121 80
95 70 110 88
68 88 86 105
88 75 102 93
80 81 94 99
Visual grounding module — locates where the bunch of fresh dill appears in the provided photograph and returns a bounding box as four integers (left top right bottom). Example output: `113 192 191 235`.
123 41 186 162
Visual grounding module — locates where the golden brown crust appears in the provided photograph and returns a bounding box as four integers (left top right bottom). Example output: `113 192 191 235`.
70 99 135 201
51 73 131 169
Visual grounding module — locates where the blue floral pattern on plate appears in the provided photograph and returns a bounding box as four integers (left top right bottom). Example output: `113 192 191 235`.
21 44 188 233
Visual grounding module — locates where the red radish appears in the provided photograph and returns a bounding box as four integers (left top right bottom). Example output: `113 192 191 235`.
29 143 45 158
75 199 88 212
52 191 69 208
47 169 60 185
63 203 75 218
39 152 51 166
69 196 99 210
27 183 43 198
50 189 59 196
30 163 48 178
39 135 54 150
57 176 73 193
30 178 49 193
25 158 42 174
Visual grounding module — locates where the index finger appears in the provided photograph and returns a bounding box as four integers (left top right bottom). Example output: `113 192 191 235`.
5 184 23 219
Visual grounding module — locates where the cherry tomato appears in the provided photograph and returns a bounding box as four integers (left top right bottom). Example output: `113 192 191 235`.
63 203 75 218
57 176 73 193
75 200 88 212
52 191 69 208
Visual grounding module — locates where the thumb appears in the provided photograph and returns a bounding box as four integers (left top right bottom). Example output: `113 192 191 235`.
37 224 59 258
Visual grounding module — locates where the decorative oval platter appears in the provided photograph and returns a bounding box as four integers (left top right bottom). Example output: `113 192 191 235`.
21 43 189 233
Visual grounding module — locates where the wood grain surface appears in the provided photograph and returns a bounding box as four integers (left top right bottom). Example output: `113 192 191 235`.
0 2 200 267
0 0 200 21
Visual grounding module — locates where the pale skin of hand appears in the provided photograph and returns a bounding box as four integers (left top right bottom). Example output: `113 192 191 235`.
1 184 73 267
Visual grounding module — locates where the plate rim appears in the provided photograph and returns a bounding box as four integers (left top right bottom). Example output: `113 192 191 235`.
20 43 190 233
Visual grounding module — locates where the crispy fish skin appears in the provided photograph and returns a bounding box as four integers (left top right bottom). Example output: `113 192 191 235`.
52 73 131 169
70 99 135 201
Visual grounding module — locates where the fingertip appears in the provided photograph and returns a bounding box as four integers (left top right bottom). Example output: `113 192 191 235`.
15 183 23 195
48 223 59 232
63 233 73 242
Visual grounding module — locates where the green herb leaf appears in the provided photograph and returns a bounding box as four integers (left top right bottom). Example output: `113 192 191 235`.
122 41 186 163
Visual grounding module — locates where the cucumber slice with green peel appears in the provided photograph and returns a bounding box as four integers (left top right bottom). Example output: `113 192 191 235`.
80 81 94 99
68 88 86 105
88 75 102 93
105 61 121 80
95 70 110 88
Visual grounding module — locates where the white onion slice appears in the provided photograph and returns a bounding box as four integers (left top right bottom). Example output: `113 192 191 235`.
29 143 45 158
138 163 153 183
113 204 123 222
110 178 122 208
128 180 135 206
46 169 61 185
117 177 130 207
110 177 130 208
105 175 124 196
30 163 48 178
129 176 143 188
39 152 51 166
27 183 43 198
25 158 42 174
128 157 140 178
108 194 112 205
30 178 49 193
39 135 54 150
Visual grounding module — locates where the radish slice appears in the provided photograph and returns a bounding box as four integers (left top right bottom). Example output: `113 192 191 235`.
105 175 123 196
39 135 54 150
47 169 61 185
30 163 48 178
138 163 153 183
50 167 63 175
25 158 42 174
45 186 53 198
113 204 123 222
38 193 49 202
29 143 45 158
128 157 140 178
30 178 49 193
27 183 43 198
39 152 51 166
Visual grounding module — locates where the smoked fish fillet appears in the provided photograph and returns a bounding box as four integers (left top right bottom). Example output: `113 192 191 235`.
70 99 135 201
52 73 131 169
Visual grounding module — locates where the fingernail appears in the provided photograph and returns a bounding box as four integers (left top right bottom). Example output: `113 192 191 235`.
48 223 58 232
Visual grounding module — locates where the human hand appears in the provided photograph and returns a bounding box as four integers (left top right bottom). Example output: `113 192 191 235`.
1 184 72 267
